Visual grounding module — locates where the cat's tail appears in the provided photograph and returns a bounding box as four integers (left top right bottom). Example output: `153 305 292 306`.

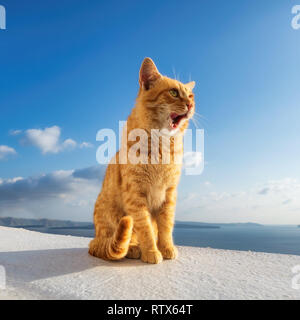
89 216 133 261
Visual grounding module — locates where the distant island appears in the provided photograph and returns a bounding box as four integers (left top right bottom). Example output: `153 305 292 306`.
0 217 91 229
175 221 263 228
175 223 220 229
0 217 264 230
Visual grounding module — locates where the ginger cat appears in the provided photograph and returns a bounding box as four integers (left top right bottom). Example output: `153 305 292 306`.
89 58 195 264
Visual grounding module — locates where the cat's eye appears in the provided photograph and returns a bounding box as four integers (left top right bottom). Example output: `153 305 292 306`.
169 89 179 98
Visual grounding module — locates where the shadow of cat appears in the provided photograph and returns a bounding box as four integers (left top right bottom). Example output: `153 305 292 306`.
0 247 149 282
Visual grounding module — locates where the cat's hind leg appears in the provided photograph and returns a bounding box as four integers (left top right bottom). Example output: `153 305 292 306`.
126 231 141 259
89 216 133 261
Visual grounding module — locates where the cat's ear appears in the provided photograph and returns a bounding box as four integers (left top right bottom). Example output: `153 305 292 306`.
139 58 161 90
185 81 196 91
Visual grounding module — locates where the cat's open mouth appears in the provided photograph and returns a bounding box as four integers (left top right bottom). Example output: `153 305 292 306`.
170 112 188 129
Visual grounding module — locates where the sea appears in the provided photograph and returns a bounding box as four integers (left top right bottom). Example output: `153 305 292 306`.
21 223 300 256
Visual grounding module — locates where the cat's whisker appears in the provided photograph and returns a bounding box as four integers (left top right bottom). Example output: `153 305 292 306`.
194 112 207 121
191 115 209 132
193 114 209 126
193 117 202 129
172 67 177 80
193 113 206 122
191 118 199 129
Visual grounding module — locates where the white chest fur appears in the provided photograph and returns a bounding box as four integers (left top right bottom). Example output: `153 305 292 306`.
147 185 166 212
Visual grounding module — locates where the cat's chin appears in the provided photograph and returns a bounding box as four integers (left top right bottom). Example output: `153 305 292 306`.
160 127 180 137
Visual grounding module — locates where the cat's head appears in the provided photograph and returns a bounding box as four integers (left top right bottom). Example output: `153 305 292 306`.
136 58 195 135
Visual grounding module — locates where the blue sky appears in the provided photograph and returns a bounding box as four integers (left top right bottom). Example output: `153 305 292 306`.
0 0 300 223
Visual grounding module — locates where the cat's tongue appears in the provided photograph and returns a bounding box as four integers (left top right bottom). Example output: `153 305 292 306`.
170 113 179 120
170 112 186 129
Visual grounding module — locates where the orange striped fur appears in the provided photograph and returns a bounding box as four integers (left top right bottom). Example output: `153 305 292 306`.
89 58 195 264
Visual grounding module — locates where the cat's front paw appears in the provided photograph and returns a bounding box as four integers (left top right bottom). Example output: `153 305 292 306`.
159 245 178 260
141 249 163 264
126 245 141 259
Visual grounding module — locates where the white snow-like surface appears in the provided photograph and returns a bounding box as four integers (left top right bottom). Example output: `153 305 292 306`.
0 226 299 300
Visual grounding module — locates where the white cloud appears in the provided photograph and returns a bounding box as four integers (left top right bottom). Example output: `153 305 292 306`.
80 142 93 149
22 126 92 154
25 126 62 154
0 165 106 222
1 163 298 224
183 152 202 168
257 178 300 198
9 129 22 136
62 138 77 149
0 145 17 160
177 178 300 224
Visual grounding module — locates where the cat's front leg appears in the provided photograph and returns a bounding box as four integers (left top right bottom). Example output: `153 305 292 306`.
123 190 162 264
157 186 178 260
